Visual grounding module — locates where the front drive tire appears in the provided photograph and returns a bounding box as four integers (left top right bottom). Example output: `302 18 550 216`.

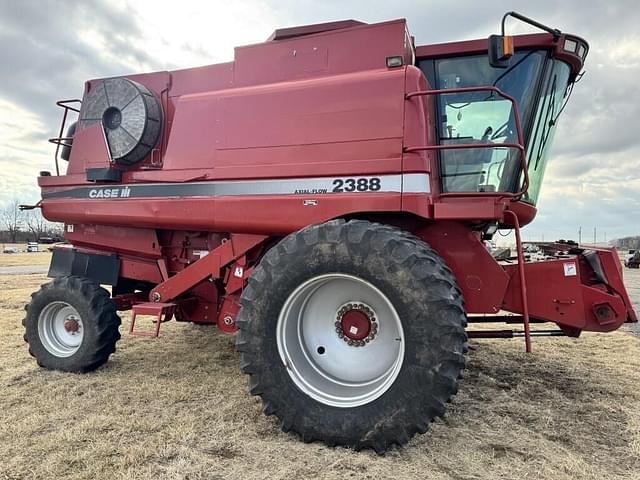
23 276 121 373
236 220 467 453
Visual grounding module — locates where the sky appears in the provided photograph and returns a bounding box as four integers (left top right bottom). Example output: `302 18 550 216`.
0 0 638 244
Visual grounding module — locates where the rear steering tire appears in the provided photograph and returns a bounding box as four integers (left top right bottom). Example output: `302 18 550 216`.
23 276 121 373
236 220 467 452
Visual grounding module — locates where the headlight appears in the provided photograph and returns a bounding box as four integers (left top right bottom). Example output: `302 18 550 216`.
563 38 578 53
577 44 587 59
564 37 588 60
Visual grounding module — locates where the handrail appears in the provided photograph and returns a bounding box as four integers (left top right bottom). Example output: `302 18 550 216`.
48 136 74 147
404 85 530 201
48 99 82 175
56 99 82 113
504 209 531 352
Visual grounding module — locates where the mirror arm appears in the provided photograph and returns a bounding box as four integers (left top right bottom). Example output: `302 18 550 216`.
501 11 562 41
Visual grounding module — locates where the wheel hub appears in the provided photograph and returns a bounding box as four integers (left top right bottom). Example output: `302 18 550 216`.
335 302 378 346
37 302 85 357
64 317 80 334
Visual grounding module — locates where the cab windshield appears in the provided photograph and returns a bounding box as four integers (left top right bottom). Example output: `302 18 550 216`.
418 50 570 204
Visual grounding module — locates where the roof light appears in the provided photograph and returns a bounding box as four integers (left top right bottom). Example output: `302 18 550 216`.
386 56 404 68
564 38 578 53
577 43 587 59
501 36 514 58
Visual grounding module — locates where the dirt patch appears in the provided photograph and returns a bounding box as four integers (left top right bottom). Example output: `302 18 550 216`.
0 274 639 479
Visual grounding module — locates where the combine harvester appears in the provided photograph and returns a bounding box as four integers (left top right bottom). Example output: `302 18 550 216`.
22 12 637 452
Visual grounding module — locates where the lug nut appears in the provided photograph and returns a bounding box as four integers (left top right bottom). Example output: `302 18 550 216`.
335 302 379 347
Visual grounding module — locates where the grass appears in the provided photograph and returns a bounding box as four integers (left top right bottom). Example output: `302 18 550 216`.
0 248 52 267
0 274 639 479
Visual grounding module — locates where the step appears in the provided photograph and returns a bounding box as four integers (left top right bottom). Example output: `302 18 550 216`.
129 302 176 337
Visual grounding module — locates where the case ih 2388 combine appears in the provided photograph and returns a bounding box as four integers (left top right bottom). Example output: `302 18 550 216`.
23 12 636 452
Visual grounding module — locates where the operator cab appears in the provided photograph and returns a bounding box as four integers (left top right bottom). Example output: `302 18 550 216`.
416 12 588 205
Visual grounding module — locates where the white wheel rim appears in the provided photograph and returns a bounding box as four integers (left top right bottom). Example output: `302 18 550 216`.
38 301 84 357
277 273 404 408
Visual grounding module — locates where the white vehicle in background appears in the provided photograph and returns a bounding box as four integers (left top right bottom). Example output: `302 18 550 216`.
2 246 19 254
26 242 39 253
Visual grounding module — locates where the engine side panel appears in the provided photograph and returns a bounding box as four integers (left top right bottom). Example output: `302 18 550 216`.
161 68 406 174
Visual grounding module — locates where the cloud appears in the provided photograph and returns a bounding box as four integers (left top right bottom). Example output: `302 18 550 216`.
0 0 155 129
0 0 177 208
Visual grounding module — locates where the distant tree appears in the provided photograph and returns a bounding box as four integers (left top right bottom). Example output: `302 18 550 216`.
25 209 48 242
48 222 64 239
1 199 24 243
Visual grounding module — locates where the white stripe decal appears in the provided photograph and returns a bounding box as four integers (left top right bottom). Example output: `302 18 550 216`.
42 173 430 199
402 173 431 193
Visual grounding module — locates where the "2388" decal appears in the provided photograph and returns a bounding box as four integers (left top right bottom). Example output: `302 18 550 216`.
332 177 381 193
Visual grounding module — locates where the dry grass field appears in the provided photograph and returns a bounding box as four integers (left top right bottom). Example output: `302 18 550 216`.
0 270 639 479
0 248 52 267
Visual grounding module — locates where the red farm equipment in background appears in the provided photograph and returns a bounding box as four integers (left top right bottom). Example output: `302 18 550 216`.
22 12 637 453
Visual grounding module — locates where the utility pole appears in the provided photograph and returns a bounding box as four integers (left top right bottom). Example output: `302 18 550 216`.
593 226 596 244
578 226 582 245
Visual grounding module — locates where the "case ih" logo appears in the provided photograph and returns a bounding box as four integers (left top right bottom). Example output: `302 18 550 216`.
88 186 131 198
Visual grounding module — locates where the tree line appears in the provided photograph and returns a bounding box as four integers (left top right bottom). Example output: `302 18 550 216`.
1 199 63 244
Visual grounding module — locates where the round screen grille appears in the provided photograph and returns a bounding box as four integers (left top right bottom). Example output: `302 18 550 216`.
79 78 162 166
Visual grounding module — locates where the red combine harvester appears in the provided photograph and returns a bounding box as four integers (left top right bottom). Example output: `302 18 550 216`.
23 12 637 452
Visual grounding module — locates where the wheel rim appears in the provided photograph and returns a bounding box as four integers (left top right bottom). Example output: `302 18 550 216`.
37 302 84 357
277 273 404 408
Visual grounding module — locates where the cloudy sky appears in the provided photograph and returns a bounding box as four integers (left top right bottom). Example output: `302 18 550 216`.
0 0 638 243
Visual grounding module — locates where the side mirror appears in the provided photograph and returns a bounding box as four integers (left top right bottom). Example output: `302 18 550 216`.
488 35 514 68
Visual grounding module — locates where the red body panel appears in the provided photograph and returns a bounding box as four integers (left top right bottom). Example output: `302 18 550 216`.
163 68 405 173
43 193 402 234
416 222 510 313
